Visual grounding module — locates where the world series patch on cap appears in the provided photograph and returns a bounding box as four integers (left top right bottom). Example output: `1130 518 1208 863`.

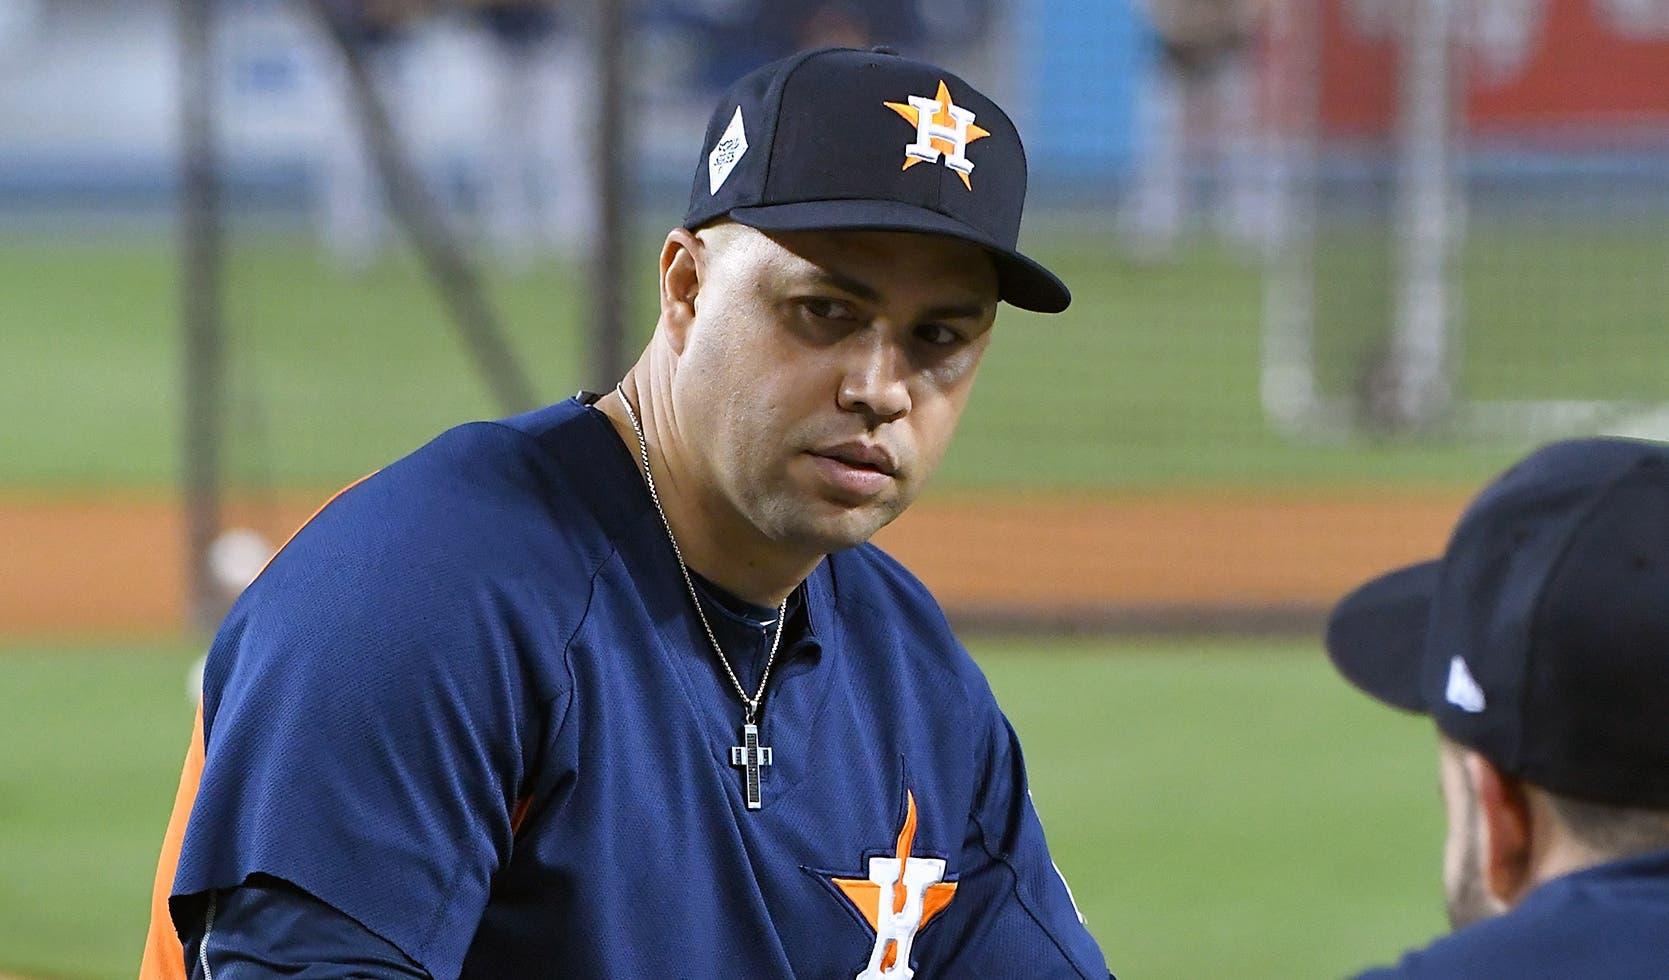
684 46 1071 314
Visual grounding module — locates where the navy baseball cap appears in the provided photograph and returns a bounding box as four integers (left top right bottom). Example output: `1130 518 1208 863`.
684 47 1071 314
1326 438 1669 807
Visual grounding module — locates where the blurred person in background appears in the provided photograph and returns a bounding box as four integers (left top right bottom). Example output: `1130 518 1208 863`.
791 0 926 49
1120 0 1269 261
1326 438 1669 978
461 0 597 266
314 0 433 269
0 0 38 63
668 0 927 90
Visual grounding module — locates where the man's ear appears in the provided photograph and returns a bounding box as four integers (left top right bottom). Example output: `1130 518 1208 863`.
659 228 705 355
1468 751 1534 905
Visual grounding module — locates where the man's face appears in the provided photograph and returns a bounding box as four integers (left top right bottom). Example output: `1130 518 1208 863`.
670 224 1000 554
1439 738 1495 929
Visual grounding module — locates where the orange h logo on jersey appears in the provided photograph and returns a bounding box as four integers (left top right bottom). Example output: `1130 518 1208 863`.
827 789 958 979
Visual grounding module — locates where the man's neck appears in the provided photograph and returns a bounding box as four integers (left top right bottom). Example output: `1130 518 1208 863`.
595 378 819 607
1520 790 1630 899
689 567 784 625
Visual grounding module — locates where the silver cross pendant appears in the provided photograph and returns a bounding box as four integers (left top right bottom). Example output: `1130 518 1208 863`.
729 722 774 810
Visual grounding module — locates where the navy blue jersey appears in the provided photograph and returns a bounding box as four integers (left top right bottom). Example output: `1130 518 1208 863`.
1356 850 1669 979
150 398 1110 978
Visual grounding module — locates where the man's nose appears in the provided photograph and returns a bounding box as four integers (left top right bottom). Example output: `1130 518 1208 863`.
836 333 910 425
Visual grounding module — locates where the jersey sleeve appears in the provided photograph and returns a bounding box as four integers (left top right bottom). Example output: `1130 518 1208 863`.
919 690 1113 979
180 875 430 979
168 441 560 978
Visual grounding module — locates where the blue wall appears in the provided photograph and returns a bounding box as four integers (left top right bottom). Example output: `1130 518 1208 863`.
1021 0 1149 179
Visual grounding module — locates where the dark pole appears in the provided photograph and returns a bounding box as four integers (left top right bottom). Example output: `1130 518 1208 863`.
310 0 538 415
588 0 629 386
180 0 224 631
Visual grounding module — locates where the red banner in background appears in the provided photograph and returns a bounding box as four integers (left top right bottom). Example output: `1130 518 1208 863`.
1314 0 1398 136
1467 0 1669 128
1310 0 1669 136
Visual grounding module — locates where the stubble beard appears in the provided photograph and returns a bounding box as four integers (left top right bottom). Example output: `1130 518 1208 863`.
729 440 911 555
755 486 902 555
1445 789 1496 930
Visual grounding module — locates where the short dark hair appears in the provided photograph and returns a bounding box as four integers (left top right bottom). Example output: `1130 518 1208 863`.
1547 792 1669 858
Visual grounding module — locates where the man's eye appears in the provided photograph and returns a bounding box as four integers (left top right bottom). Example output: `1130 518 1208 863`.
916 323 963 347
801 298 853 321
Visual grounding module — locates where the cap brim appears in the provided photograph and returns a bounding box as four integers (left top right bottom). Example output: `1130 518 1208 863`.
1325 561 1441 713
725 200 1071 314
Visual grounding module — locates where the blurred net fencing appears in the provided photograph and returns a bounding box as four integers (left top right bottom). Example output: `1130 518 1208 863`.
1262 0 1669 441
3 0 1667 634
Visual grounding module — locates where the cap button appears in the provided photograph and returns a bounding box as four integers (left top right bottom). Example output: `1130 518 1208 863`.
870 45 900 56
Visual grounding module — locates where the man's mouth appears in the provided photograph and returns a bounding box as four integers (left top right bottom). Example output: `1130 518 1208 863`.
809 442 899 476
805 442 900 500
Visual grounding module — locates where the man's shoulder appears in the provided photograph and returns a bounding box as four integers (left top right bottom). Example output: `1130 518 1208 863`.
388 398 603 516
1356 914 1580 979
829 541 951 632
1353 913 1535 979
245 401 621 618
1357 857 1669 979
827 542 993 696
206 406 616 716
309 426 560 553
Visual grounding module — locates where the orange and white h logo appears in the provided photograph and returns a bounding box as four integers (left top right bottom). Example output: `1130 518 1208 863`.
884 81 991 190
829 790 958 979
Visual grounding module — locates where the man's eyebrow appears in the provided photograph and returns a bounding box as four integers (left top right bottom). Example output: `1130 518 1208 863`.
805 269 993 321
920 302 992 322
806 268 882 304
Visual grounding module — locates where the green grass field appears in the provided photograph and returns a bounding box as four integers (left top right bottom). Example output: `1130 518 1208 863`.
1313 224 1669 402
8 220 1656 977
0 639 1445 979
23 227 1655 493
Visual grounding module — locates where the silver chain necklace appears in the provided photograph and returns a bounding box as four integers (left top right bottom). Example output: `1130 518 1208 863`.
616 385 787 808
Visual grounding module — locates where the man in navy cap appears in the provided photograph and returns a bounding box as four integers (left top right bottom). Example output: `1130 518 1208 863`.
1327 437 1669 978
141 47 1110 978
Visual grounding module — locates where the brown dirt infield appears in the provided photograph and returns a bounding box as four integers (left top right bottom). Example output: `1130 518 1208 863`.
1 488 1469 640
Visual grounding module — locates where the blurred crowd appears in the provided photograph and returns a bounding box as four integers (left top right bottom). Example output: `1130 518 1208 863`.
308 0 1001 269
313 0 586 269
1121 0 1272 260
306 0 1276 270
